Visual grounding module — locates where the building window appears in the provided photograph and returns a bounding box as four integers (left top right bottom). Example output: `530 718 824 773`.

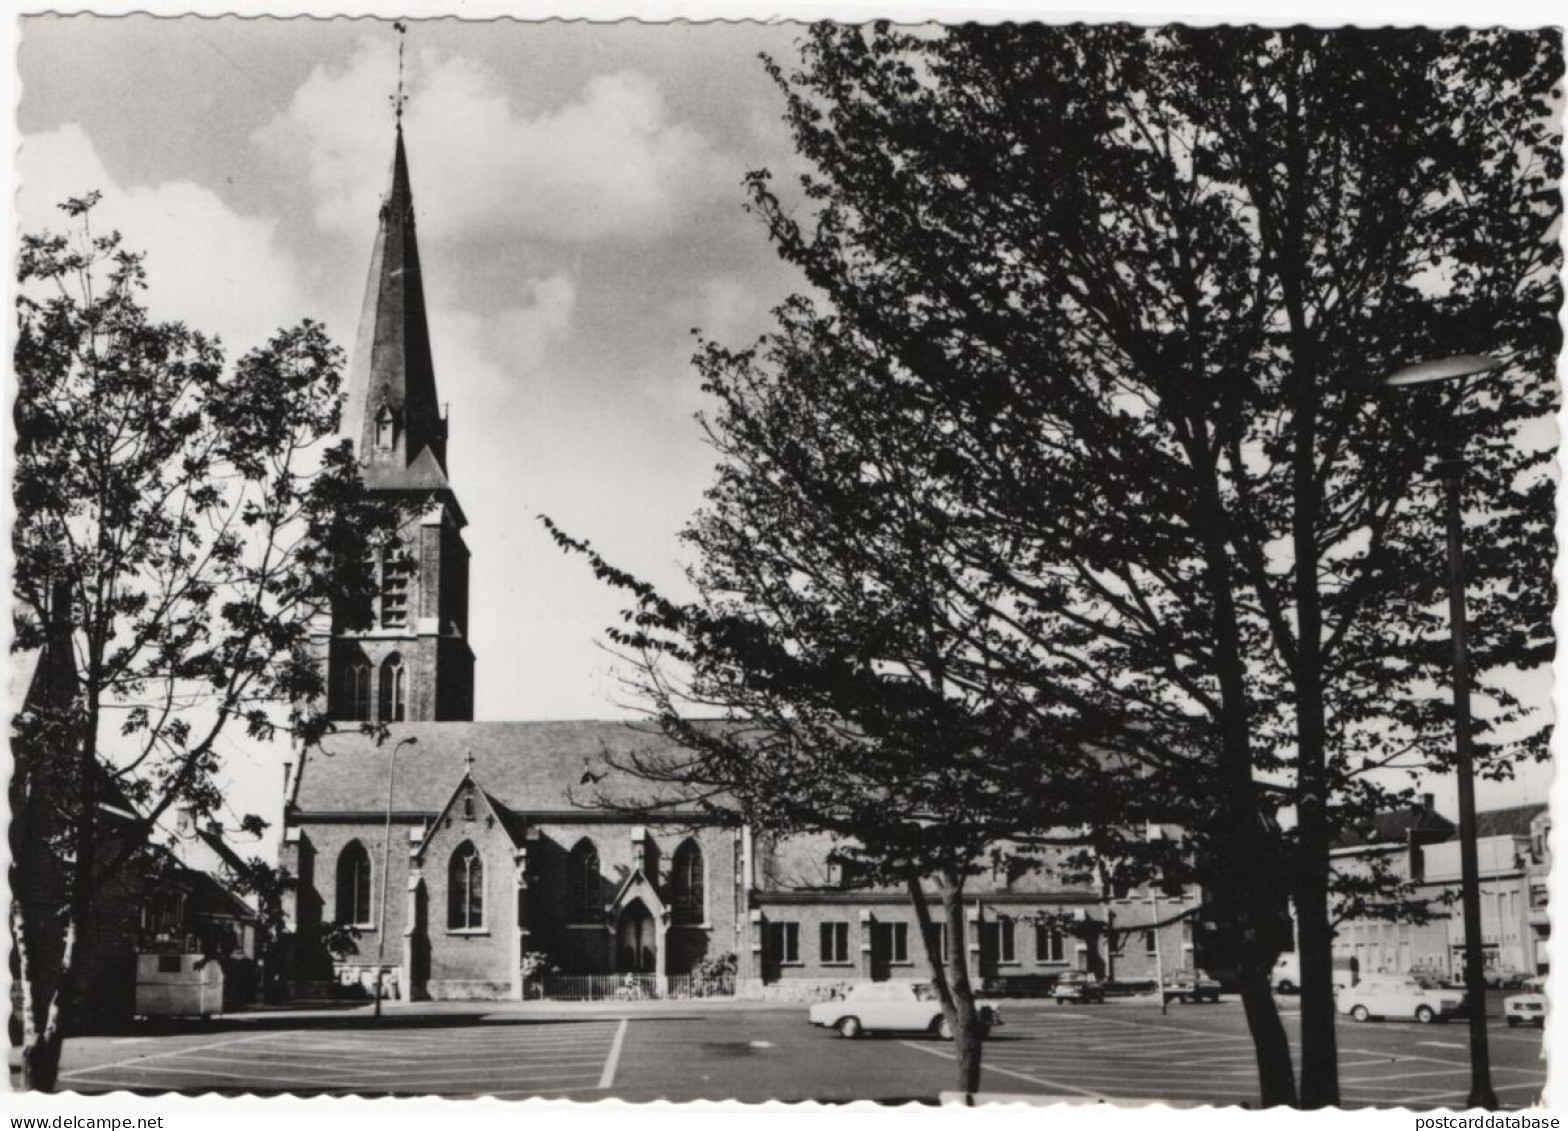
462 792 475 820
923 922 950 964
1036 925 1066 963
340 658 371 721
374 406 396 450
876 921 909 964
998 918 1016 963
447 841 483 931
144 889 185 942
670 839 705 924
379 553 414 629
336 841 373 926
379 653 406 722
821 921 850 964
1143 929 1158 956
768 921 800 964
568 839 600 922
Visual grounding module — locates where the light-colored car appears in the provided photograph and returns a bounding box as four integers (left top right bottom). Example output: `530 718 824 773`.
1338 975 1465 1024
1052 971 1106 1004
808 981 1001 1040
1486 967 1531 990
1505 976 1547 1028
1272 954 1301 993
1162 969 1222 1004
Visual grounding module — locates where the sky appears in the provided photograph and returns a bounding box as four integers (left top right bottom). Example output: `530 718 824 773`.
11 14 1555 855
15 17 824 843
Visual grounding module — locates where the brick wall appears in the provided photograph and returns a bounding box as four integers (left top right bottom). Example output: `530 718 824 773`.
411 783 520 996
528 822 741 977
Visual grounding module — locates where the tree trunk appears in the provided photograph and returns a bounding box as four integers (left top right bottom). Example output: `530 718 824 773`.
1237 956 1298 1108
1279 51 1339 1108
1294 872 1339 1108
908 872 983 1096
17 912 79 1093
1188 424 1301 1108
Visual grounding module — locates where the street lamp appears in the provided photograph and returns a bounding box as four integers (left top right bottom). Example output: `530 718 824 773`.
375 734 418 1019
1382 351 1503 1111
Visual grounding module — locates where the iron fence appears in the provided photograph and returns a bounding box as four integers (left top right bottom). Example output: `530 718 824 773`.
522 973 736 1001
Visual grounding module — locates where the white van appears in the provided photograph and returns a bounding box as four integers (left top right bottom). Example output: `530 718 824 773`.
1273 954 1356 994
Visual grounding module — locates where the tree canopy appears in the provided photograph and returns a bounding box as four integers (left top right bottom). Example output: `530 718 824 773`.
11 194 405 1090
562 22 1560 1107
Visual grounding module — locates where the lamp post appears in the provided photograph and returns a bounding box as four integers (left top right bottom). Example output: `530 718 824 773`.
375 734 418 1019
1383 352 1503 1111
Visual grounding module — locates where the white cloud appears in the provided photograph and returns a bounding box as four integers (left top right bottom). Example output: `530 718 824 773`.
255 40 723 245
17 124 309 358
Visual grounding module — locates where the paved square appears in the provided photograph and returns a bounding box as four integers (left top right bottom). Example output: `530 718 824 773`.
33 1000 1547 1107
905 1005 1547 1109
57 1017 628 1099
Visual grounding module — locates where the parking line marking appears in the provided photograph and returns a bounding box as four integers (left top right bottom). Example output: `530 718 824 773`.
598 1018 628 1090
58 1031 272 1080
898 1040 1111 1099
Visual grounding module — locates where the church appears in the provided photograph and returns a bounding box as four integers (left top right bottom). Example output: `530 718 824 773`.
279 124 1195 1003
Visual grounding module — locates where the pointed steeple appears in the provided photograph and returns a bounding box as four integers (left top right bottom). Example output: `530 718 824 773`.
341 124 450 491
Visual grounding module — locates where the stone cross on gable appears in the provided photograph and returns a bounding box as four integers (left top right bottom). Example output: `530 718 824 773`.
464 750 476 773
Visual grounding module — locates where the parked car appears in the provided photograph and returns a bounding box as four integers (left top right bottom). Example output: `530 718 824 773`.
808 980 1001 1040
1485 967 1531 990
1407 964 1450 989
982 973 1061 999
1504 976 1547 1028
1162 969 1222 1004
1272 953 1357 994
1051 971 1106 1004
1337 975 1465 1024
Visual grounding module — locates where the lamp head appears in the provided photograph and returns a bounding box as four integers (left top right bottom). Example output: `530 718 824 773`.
1382 354 1503 388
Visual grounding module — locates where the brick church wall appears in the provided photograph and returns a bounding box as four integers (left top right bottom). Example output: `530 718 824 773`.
289 818 421 997
417 793 520 1000
526 822 741 978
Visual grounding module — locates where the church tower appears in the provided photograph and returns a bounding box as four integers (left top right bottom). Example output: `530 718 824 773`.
323 123 475 723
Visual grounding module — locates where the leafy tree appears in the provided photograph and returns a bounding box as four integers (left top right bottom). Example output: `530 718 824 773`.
10 195 403 1089
546 305 1179 1093
708 23 1556 1106
564 22 1555 1107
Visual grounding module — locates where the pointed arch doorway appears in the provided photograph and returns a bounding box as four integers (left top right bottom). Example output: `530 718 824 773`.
617 900 657 974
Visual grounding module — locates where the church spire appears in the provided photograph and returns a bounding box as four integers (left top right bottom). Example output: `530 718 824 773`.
341 107 450 491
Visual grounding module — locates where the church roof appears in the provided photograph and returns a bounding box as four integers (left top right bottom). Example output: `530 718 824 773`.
340 126 449 489
290 720 722 819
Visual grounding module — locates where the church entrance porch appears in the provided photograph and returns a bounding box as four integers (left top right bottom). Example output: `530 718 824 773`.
617 901 658 975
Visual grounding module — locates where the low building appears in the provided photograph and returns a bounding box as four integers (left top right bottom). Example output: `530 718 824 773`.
1328 796 1547 981
140 808 267 1007
9 589 146 1036
1526 808 1549 973
746 830 1195 1000
1421 804 1545 978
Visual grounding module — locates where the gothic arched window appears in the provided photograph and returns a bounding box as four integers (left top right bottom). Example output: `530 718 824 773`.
340 658 371 722
336 840 372 926
379 653 406 722
568 839 600 922
671 839 705 924
448 841 483 931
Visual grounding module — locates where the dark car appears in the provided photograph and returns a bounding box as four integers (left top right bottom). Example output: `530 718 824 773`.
1052 971 1106 1004
1162 969 1222 1004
